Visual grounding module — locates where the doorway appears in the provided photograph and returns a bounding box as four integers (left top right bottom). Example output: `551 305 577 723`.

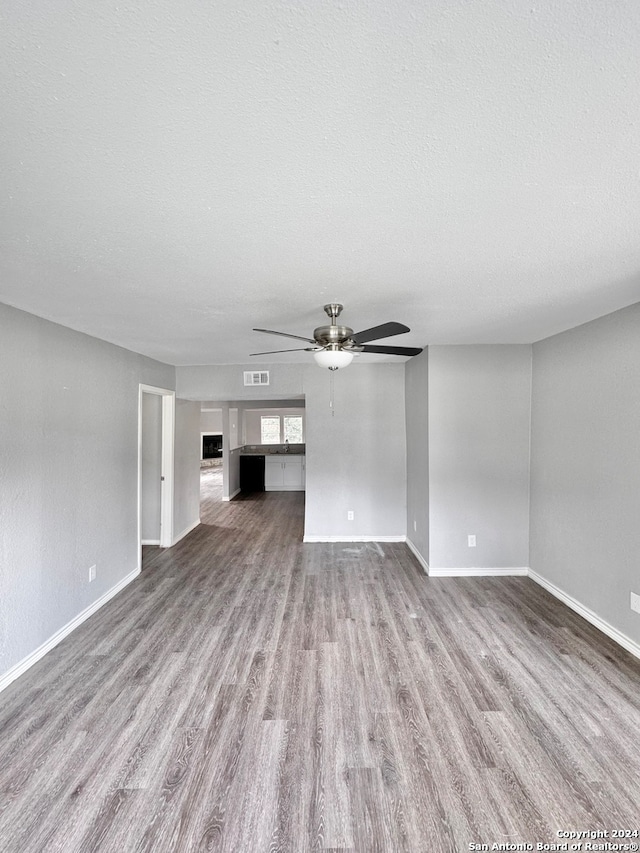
138 385 175 568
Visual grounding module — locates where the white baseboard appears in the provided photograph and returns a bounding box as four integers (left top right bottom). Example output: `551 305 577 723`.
222 487 241 502
528 570 640 662
428 566 530 577
171 518 200 546
0 567 141 695
141 539 160 546
303 535 407 543
403 540 528 578
405 538 430 575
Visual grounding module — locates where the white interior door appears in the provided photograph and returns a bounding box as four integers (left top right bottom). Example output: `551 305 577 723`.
138 385 175 567
141 393 162 543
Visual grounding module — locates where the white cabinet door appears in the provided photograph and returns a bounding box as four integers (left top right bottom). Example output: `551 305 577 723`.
265 457 284 490
265 456 305 491
282 456 303 488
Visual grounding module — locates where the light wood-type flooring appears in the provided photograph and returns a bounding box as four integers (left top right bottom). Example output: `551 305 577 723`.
1 469 640 852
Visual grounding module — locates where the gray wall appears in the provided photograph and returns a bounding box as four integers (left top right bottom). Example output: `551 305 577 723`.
227 448 241 499
141 392 162 541
177 362 408 540
179 364 305 402
530 303 640 646
219 404 241 500
229 407 240 450
200 409 222 436
0 302 175 682
302 364 406 540
405 348 429 564
174 399 201 541
428 345 531 569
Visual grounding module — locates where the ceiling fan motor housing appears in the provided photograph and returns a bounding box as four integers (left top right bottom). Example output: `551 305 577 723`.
313 303 363 350
313 324 354 346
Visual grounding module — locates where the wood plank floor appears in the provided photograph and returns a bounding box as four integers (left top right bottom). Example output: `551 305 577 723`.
1 470 640 852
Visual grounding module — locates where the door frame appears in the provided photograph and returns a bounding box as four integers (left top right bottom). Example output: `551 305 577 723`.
138 385 175 566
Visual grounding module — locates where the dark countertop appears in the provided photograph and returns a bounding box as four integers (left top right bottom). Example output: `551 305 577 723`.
239 444 305 456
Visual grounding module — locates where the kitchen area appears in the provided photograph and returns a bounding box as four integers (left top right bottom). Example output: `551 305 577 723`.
239 443 306 492
200 400 306 499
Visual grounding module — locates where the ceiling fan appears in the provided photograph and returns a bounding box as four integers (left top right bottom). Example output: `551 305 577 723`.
251 303 423 370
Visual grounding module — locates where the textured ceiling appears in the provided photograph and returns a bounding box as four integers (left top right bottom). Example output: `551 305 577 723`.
1 1 640 365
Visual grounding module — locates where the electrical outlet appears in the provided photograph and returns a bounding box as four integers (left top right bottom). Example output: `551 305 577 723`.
467 534 476 548
347 511 354 521
89 564 96 582
631 592 640 614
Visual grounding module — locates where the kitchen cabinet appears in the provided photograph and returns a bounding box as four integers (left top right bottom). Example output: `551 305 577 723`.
265 455 305 491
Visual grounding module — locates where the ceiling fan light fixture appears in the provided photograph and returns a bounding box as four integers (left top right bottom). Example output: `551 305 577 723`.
313 347 354 371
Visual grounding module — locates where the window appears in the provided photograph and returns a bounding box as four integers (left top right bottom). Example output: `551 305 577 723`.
284 416 303 443
260 414 305 444
261 416 281 444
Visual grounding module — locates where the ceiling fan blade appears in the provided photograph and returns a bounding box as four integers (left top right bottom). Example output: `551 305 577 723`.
360 344 423 356
253 327 317 344
350 322 410 344
250 347 317 356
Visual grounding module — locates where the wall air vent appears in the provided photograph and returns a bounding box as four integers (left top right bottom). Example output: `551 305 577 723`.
244 370 270 386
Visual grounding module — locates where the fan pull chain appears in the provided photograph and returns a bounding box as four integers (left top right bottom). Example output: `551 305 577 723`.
330 371 335 416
